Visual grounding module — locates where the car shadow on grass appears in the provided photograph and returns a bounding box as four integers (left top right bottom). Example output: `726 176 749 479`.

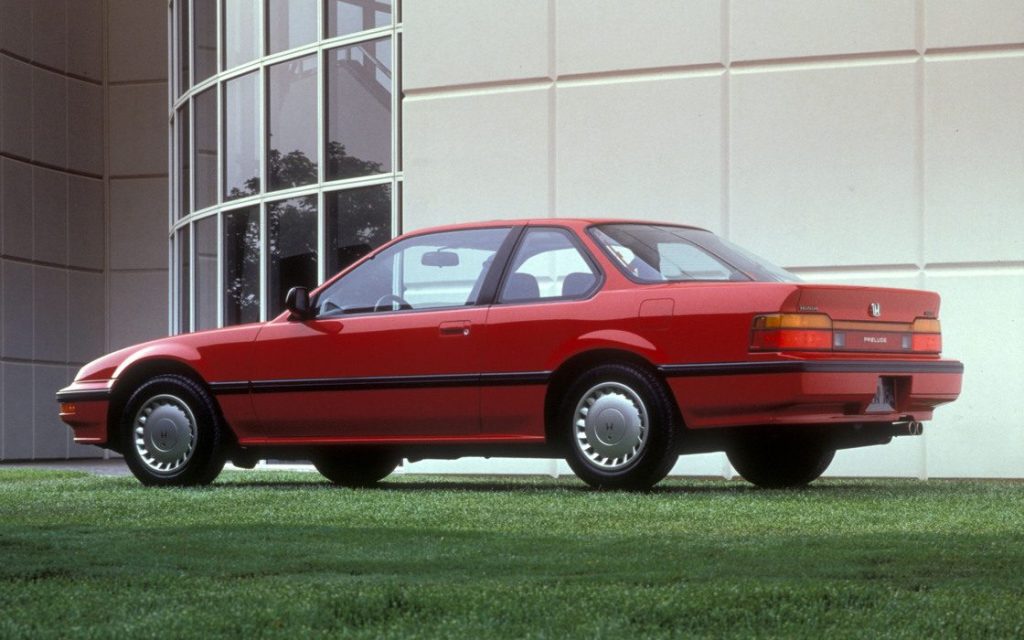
212 475 901 496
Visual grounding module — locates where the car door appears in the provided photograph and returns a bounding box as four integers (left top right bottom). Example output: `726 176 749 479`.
249 226 513 441
479 226 604 436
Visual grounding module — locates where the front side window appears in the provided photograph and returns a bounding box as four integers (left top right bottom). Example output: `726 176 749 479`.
498 228 599 303
317 227 511 317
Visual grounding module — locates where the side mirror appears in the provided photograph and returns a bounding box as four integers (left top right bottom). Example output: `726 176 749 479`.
285 286 312 320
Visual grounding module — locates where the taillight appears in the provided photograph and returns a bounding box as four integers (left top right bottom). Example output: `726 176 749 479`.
750 313 832 351
911 318 942 353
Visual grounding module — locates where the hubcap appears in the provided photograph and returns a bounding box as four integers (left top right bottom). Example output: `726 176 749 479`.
573 382 649 471
133 394 197 474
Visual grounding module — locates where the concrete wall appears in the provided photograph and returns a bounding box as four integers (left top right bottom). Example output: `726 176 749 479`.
106 0 169 351
1 0 168 461
1 0 105 460
400 0 1024 478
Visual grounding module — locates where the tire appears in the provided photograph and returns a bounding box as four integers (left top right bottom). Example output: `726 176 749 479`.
560 363 679 490
314 450 400 487
121 374 226 486
727 437 835 489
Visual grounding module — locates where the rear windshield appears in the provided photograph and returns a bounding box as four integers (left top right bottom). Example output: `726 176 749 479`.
589 224 801 283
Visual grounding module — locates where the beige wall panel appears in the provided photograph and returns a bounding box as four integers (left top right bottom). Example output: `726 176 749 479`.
730 62 918 268
731 0 917 62
108 0 169 82
556 75 722 230
557 0 721 76
921 269 1024 477
109 84 169 177
403 0 550 90
403 88 551 230
925 0 1024 49
109 178 171 270
924 56 1024 264
33 365 69 459
109 270 168 350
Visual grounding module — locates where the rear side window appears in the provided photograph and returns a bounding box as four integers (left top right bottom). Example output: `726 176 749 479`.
591 225 747 282
499 228 600 303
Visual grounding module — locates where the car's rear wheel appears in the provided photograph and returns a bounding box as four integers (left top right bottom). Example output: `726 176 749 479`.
727 437 835 489
314 450 400 487
561 363 679 490
121 374 226 486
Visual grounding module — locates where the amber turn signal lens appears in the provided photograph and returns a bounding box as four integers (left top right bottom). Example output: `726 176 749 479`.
60 403 77 415
910 317 942 353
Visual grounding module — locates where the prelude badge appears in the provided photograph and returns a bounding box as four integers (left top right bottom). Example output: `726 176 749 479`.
869 302 881 318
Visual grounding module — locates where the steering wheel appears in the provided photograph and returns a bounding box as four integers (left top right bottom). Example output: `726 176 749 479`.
373 294 412 313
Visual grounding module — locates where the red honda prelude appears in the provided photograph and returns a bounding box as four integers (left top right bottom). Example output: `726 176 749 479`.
57 219 963 489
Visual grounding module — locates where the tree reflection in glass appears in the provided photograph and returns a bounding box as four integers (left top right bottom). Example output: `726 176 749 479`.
224 72 260 200
268 195 318 317
326 39 391 181
269 55 318 191
326 184 392 276
224 206 261 325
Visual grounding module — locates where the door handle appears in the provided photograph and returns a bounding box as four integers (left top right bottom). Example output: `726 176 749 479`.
439 321 471 336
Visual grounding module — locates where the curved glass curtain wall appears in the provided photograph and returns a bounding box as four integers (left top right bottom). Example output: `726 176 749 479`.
171 0 400 333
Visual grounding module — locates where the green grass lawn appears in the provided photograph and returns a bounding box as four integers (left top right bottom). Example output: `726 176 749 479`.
1 470 1022 639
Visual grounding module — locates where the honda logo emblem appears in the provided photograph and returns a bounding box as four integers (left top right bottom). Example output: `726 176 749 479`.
869 302 881 318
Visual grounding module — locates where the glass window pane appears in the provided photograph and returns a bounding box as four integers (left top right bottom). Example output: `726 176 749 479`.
178 226 191 333
268 0 318 54
224 0 260 69
224 71 260 200
178 104 190 216
177 0 190 95
194 87 217 210
326 39 391 180
500 229 598 302
317 227 508 316
267 196 318 317
224 206 261 325
194 0 217 83
268 55 318 191
325 184 391 276
195 215 218 330
327 0 392 38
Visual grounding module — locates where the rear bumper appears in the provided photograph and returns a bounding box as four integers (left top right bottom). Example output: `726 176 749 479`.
660 359 963 429
56 381 112 445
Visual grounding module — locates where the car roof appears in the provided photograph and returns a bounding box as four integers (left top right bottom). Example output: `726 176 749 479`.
403 217 711 236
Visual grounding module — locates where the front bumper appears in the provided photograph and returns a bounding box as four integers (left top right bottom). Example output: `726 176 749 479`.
660 359 963 429
56 380 113 445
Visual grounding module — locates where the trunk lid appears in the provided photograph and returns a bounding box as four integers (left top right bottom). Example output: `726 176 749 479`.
791 285 941 354
793 284 939 323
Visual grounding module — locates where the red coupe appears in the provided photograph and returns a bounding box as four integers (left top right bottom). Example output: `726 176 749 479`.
57 219 963 489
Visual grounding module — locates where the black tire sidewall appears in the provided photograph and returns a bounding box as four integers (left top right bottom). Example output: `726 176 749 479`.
727 440 835 489
560 363 678 490
314 450 399 487
121 374 225 486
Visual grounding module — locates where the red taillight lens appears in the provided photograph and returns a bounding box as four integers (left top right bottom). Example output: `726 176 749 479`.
911 318 942 353
750 314 833 352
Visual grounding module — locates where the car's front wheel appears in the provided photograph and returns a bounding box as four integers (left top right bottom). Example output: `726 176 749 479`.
314 450 400 487
727 437 835 488
121 374 226 486
561 363 679 490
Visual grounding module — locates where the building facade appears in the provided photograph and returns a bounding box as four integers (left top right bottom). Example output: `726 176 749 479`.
2 0 1023 478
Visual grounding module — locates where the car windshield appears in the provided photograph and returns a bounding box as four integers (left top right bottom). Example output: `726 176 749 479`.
590 224 800 283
